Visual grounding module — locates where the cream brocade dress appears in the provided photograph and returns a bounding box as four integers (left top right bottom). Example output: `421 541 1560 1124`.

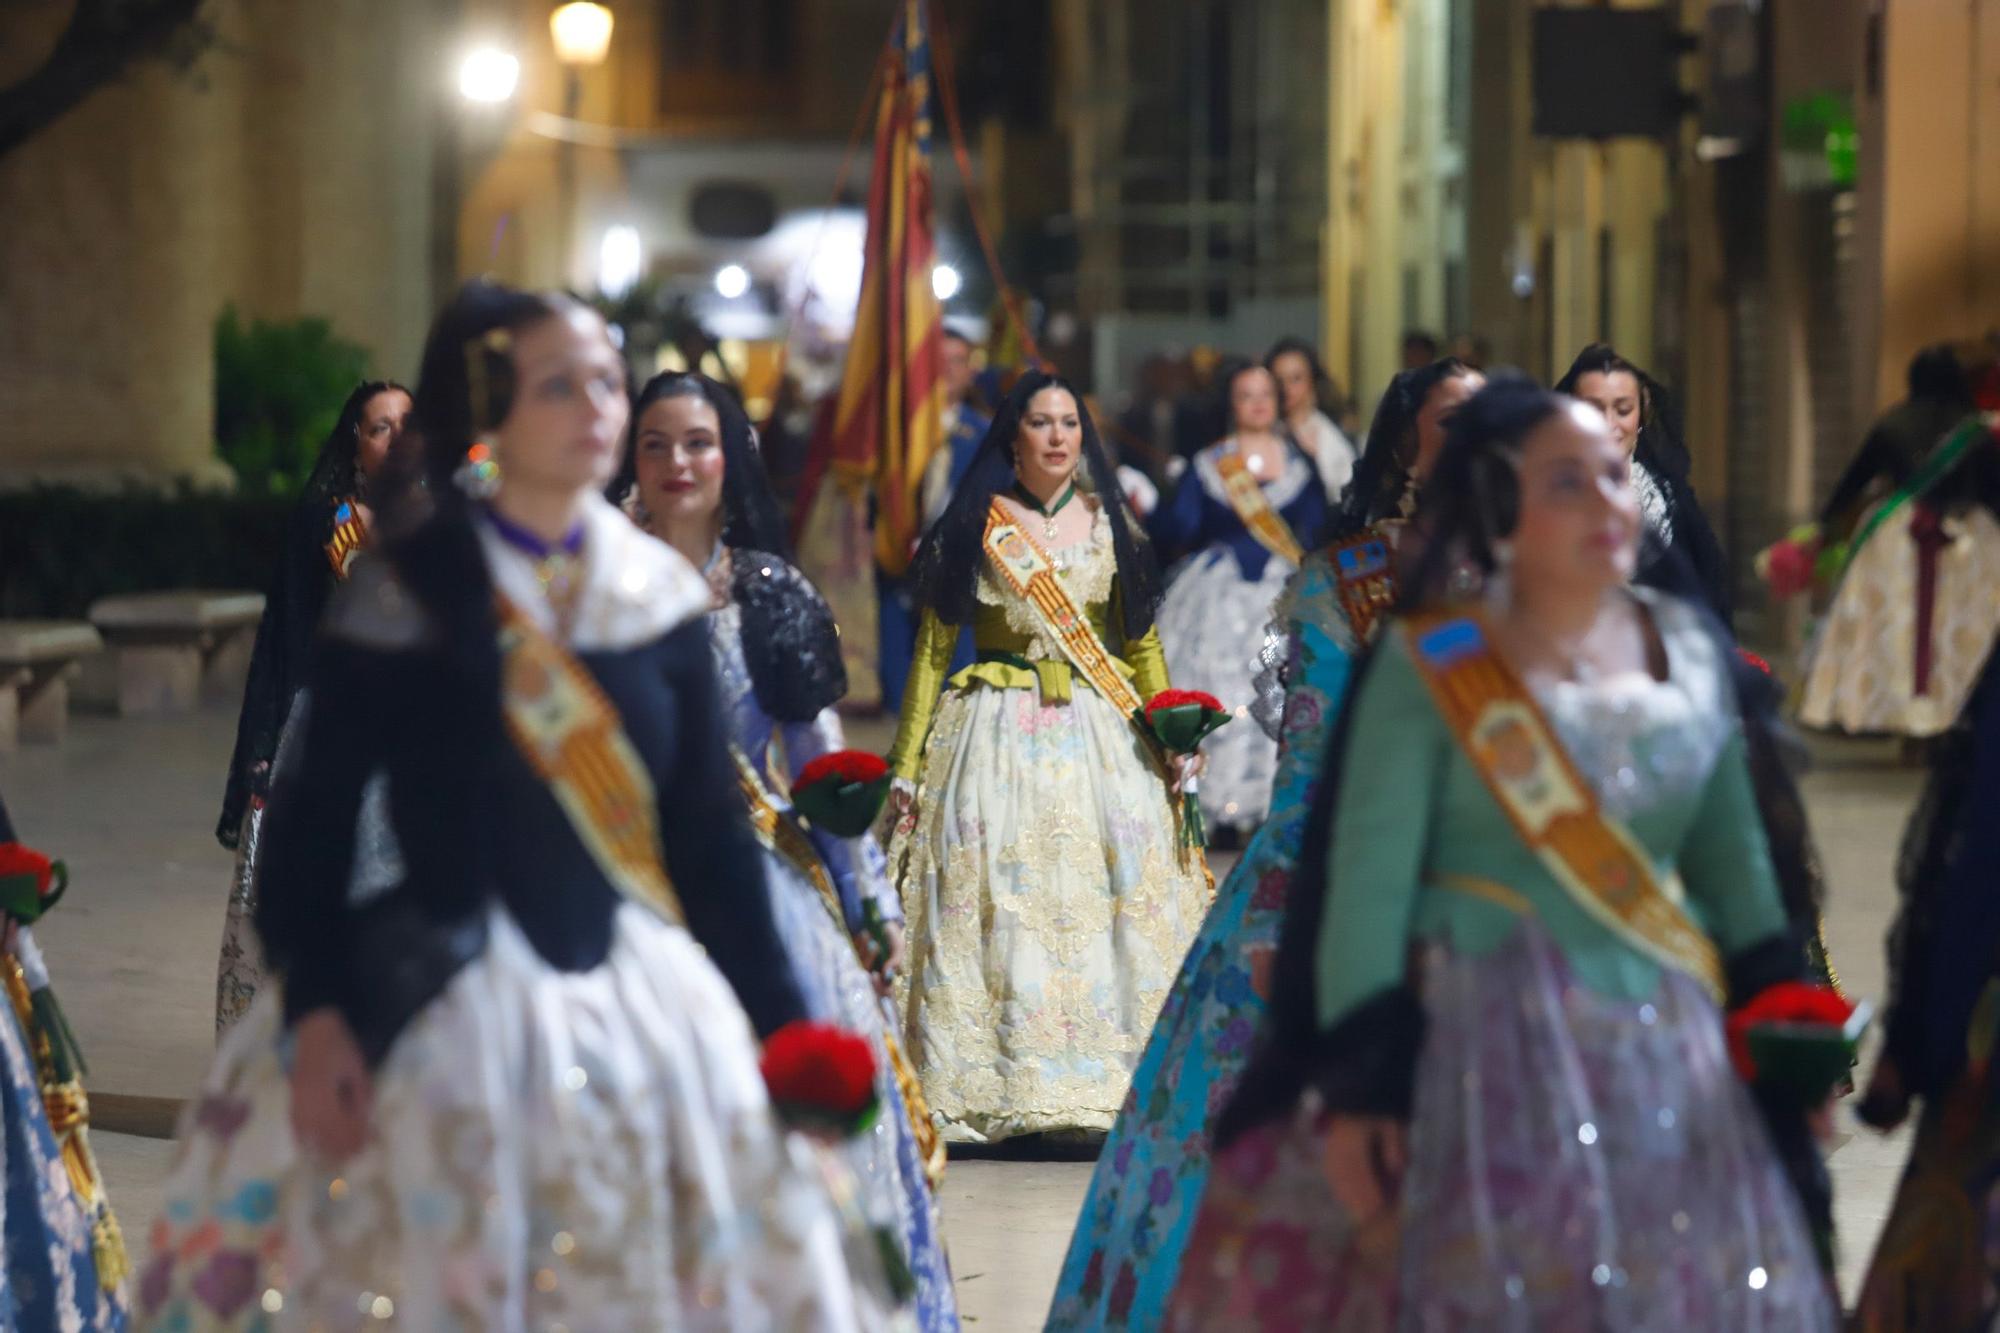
888 507 1211 1143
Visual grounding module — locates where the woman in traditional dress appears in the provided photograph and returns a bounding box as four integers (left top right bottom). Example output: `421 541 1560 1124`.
1266 337 1357 505
1149 362 1330 840
0 789 128 1329
886 370 1209 1145
214 380 411 1031
1046 358 1482 1329
1795 360 2000 740
622 371 958 1330
1556 344 1731 623
1849 488 2000 1332
1167 379 1837 1331
1558 345 1839 982
142 282 893 1330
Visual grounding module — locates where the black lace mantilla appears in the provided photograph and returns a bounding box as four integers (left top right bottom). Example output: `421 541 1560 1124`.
730 547 847 723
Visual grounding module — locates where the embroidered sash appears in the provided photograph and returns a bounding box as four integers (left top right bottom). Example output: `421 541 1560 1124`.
1327 524 1398 645
496 596 685 925
1214 446 1306 565
731 747 948 1189
1401 612 1725 1001
325 500 369 581
981 503 1146 719
732 746 846 924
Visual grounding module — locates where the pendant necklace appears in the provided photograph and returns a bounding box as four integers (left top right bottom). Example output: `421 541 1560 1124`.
1013 479 1077 543
485 506 587 639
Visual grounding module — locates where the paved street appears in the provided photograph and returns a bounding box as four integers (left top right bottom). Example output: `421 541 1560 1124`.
0 702 1923 1329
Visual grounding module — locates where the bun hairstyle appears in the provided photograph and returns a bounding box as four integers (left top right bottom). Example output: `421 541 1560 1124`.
406 280 593 501
1396 375 1572 609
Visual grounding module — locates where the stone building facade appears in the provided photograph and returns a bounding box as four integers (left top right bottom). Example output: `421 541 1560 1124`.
0 0 451 489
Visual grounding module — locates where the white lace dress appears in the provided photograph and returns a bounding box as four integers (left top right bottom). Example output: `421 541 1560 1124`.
891 511 1210 1143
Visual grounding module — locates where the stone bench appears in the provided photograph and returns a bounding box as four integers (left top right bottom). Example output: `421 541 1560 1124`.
0 621 103 749
79 591 265 717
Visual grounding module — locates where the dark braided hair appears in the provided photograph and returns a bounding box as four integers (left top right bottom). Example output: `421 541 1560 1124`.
910 369 1162 642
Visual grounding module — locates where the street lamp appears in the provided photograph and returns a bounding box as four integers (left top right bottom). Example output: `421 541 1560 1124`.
549 3 615 68
549 3 614 289
458 48 521 104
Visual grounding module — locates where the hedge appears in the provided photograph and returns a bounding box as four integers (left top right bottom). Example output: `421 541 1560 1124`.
0 487 292 619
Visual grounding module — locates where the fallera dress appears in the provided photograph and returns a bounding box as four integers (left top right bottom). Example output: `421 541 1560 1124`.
144 498 897 1330
1045 529 1389 1329
707 544 958 1330
1166 591 1836 1332
1149 440 1328 835
887 501 1209 1144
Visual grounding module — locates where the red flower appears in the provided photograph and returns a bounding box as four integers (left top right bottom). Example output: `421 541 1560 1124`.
1737 648 1773 677
760 1021 878 1119
1761 539 1817 600
0 843 56 897
1144 689 1225 719
1725 982 1855 1082
795 751 890 790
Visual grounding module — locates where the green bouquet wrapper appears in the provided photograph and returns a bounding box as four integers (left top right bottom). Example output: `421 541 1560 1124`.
791 752 893 839
1139 690 1233 852
1741 998 1872 1105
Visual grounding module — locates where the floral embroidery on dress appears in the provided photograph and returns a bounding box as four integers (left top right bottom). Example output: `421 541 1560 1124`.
897 517 1206 1143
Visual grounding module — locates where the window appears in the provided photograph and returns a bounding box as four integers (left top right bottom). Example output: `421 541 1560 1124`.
659 0 799 118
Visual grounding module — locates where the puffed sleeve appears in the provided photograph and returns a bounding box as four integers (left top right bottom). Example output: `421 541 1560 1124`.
886 609 961 784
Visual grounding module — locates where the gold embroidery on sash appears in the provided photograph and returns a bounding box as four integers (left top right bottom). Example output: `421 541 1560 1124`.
325 499 369 581
731 745 948 1190
496 596 684 925
981 504 1146 718
1214 446 1306 565
1401 611 1725 1001
1326 524 1398 645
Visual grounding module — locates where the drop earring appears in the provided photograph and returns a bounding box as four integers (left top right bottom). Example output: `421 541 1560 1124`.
455 439 501 499
1484 538 1515 611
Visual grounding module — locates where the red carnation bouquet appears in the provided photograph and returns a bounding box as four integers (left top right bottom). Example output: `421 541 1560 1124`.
1139 689 1232 851
1726 982 1870 1103
792 751 893 840
0 842 68 925
760 1020 881 1137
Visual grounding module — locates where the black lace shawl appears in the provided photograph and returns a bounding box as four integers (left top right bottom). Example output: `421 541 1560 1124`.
215 472 352 848
1880 650 2000 1100
729 548 847 724
1632 437 1733 627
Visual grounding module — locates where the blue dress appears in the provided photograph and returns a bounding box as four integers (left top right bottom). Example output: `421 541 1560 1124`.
1149 442 1329 833
710 578 960 1332
1046 547 1363 1330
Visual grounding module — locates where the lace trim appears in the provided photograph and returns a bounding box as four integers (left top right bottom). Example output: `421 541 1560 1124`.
1533 592 1733 821
974 506 1117 659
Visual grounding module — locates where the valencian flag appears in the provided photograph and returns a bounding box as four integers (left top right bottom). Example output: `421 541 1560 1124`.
824 0 947 577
